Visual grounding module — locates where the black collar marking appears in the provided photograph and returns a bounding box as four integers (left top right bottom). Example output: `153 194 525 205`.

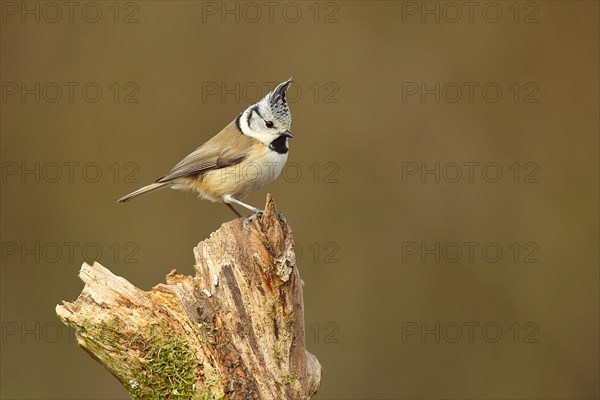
254 107 264 120
246 106 258 129
269 135 289 154
235 113 242 133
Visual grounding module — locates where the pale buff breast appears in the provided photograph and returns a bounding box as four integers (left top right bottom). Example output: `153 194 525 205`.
189 144 288 202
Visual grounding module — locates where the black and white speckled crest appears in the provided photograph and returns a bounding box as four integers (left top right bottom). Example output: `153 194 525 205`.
269 78 293 127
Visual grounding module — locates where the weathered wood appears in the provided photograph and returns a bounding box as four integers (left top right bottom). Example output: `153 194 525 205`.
56 194 321 399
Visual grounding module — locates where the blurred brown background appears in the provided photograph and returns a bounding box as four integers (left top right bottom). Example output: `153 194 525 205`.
1 1 598 399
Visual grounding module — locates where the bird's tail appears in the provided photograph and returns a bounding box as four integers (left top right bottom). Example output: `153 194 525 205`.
117 182 169 203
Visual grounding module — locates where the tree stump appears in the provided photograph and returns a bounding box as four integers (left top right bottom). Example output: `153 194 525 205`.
55 194 321 399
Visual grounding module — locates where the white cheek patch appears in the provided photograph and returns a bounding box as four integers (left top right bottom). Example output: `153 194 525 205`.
249 128 278 146
240 106 280 146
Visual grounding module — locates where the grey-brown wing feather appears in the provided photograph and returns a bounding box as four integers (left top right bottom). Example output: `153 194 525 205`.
155 121 256 183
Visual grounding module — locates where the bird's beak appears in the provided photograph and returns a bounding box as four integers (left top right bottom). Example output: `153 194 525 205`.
284 130 294 138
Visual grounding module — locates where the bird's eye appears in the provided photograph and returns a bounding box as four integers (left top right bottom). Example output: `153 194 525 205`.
265 121 274 128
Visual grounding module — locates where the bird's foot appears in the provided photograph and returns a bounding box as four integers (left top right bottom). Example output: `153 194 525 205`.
242 210 287 231
243 211 263 231
276 211 287 224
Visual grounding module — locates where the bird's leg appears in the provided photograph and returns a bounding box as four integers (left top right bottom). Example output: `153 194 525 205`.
223 195 286 230
224 195 263 214
223 195 263 230
225 202 243 218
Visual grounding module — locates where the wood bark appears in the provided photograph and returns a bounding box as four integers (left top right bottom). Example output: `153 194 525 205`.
56 194 321 399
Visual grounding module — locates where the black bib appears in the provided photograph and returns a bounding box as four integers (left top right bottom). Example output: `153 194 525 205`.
269 135 289 154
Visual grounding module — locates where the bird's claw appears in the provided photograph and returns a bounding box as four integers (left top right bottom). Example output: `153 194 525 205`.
242 210 287 231
243 211 263 231
276 211 287 224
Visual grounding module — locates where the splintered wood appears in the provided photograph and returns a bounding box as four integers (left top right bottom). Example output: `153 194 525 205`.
56 194 321 400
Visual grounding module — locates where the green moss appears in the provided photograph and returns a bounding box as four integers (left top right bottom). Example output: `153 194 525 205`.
128 331 199 399
79 318 214 399
197 320 217 337
273 343 283 361
274 372 298 390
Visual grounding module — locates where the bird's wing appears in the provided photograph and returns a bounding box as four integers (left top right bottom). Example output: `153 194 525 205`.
155 120 257 183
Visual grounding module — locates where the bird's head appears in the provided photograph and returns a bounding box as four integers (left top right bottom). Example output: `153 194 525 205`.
238 78 294 145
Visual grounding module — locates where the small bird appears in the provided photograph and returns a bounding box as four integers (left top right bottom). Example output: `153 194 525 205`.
118 78 294 228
